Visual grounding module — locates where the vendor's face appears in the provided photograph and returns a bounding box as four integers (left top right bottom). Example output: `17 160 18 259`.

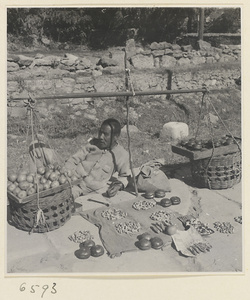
98 124 118 149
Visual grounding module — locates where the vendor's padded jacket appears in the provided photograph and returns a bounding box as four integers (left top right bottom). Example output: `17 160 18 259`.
64 139 131 192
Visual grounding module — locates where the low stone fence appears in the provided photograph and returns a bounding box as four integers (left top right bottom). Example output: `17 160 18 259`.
7 39 241 120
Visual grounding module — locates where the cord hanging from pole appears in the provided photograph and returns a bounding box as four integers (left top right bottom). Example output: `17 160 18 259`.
123 48 138 196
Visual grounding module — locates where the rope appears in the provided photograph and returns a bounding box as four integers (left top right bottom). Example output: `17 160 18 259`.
123 48 138 196
24 96 49 233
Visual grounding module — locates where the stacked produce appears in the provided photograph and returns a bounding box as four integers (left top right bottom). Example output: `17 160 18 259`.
136 232 164 250
179 135 236 151
7 164 79 200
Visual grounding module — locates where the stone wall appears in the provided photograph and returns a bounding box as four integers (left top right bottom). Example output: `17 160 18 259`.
7 39 241 120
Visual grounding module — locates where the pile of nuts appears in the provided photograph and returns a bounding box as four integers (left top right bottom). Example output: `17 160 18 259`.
150 210 174 223
185 218 214 236
132 200 156 210
68 230 93 243
213 221 234 234
115 221 141 235
101 208 127 221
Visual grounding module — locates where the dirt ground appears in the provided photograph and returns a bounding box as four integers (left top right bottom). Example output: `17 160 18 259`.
6 166 242 274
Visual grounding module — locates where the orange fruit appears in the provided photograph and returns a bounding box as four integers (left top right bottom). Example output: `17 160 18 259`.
51 181 60 188
37 166 45 175
18 190 27 199
8 183 16 192
8 173 17 183
17 174 27 183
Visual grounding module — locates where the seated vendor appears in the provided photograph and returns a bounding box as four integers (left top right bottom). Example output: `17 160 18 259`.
64 118 131 199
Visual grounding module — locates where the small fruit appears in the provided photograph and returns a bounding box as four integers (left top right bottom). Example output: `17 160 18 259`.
170 196 181 205
58 175 67 185
27 187 36 196
40 177 47 184
160 198 172 207
26 174 34 183
18 190 27 199
71 175 79 182
91 245 105 257
44 170 52 180
137 238 151 250
80 240 95 249
138 232 151 241
154 189 166 198
144 192 154 199
49 172 59 182
13 187 21 196
19 181 31 191
75 247 91 259
7 183 16 192
165 225 177 236
43 182 51 190
37 166 45 175
150 237 163 249
51 181 60 188
17 174 27 183
8 173 17 183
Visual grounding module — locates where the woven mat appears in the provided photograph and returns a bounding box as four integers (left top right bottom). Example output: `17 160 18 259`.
80 195 185 257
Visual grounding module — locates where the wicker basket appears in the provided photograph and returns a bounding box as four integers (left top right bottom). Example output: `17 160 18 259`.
8 185 74 233
190 151 241 189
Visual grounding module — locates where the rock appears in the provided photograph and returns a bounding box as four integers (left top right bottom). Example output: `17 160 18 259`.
7 61 19 72
219 55 236 63
177 58 191 66
126 39 137 58
171 44 181 50
141 49 152 56
83 112 97 121
76 69 93 76
150 42 160 50
92 69 102 77
164 49 174 56
33 56 60 67
121 125 139 135
161 56 176 68
173 50 183 59
197 39 212 51
7 54 19 62
181 45 193 52
41 36 51 45
131 54 154 69
152 50 165 57
206 57 216 64
209 113 219 124
64 53 79 61
102 66 123 74
76 76 93 84
35 53 44 59
154 57 160 68
191 56 206 65
97 57 118 68
76 57 92 70
214 53 221 61
7 81 19 92
17 55 34 67
161 122 189 141
72 99 83 105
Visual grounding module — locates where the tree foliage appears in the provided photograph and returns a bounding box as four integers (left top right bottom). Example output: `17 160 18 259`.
7 7 241 49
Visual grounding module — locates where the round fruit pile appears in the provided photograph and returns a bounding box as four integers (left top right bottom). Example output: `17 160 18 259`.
180 136 236 151
75 239 105 259
136 232 164 250
7 164 78 200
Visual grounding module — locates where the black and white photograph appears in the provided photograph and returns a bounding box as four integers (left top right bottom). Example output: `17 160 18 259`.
6 6 242 274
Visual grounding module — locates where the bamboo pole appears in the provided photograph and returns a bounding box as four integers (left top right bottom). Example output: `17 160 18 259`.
10 88 211 101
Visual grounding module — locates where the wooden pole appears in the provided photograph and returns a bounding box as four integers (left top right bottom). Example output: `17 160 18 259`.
10 88 210 101
198 8 205 40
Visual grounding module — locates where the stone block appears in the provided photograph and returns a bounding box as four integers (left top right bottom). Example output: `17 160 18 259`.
17 55 34 67
177 57 190 66
131 54 154 69
171 44 181 50
161 56 176 68
152 50 165 57
191 56 206 65
161 122 189 140
7 61 19 72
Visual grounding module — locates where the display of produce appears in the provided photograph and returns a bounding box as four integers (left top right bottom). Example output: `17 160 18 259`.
115 221 141 235
213 221 234 234
137 238 152 250
150 210 175 223
101 208 127 220
132 200 156 210
144 192 155 199
150 237 164 249
170 196 181 205
68 230 94 243
180 135 237 152
7 164 79 201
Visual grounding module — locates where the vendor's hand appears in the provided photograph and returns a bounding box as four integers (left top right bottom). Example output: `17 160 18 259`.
106 181 124 198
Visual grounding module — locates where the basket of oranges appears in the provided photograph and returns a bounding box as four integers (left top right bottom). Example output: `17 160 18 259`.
7 164 80 233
